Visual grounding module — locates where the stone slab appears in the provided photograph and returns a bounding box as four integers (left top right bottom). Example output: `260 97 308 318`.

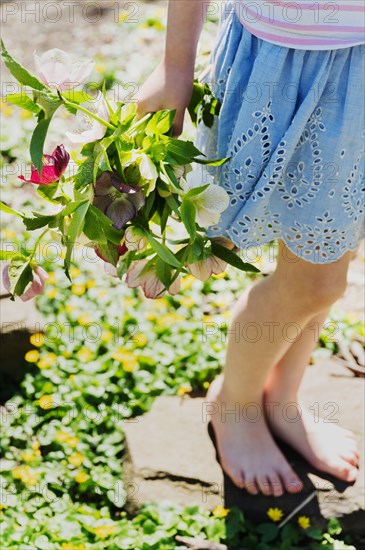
123 358 365 538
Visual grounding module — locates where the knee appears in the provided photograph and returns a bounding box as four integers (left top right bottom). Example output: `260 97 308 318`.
278 271 348 315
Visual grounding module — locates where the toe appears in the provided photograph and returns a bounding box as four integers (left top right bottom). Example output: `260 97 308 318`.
280 467 303 494
269 473 284 497
326 458 358 482
244 476 259 495
225 466 245 489
340 450 360 467
256 475 271 496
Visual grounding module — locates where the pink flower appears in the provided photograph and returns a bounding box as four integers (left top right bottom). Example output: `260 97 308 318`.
95 243 128 277
19 145 70 185
93 172 145 230
65 93 110 144
34 48 94 91
186 237 236 281
124 227 148 252
125 259 181 299
3 264 48 302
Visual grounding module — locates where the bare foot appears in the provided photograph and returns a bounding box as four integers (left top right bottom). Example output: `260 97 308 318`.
204 375 304 496
264 393 360 483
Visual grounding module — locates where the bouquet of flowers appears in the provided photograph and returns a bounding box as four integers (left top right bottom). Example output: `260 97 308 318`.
1 42 258 301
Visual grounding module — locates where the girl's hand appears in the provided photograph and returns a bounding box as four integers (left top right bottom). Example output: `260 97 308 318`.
135 60 194 138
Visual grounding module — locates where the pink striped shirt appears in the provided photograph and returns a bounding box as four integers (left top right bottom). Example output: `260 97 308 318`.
234 0 365 50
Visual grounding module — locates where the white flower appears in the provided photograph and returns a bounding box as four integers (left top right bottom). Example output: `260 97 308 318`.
65 93 110 144
179 164 230 228
34 48 94 91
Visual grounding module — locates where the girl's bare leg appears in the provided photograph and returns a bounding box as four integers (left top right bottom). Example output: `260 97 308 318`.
205 239 358 496
263 242 360 479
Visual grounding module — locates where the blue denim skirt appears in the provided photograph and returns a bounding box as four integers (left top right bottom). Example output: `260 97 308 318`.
196 1 365 264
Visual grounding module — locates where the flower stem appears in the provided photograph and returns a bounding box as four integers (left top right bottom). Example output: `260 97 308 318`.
126 113 153 137
59 94 115 130
29 228 50 262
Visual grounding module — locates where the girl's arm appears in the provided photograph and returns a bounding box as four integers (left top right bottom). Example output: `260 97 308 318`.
135 0 211 137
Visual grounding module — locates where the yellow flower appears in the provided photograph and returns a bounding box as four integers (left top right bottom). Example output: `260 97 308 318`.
74 471 89 484
21 450 39 462
68 453 85 466
212 271 228 279
267 507 284 522
157 313 184 326
77 348 94 362
177 384 192 396
37 353 57 369
46 271 57 285
146 312 156 321
46 288 58 299
94 524 117 539
25 350 40 363
2 228 16 239
31 439 40 451
203 381 210 389
61 544 86 550
154 297 169 310
86 279 96 289
13 465 40 486
181 275 195 289
77 314 93 326
38 395 53 409
97 289 108 298
95 62 106 73
111 349 138 372
212 506 230 518
29 333 45 347
134 333 148 347
122 296 136 307
66 304 77 314
298 516 311 529
55 431 78 446
203 315 214 322
69 267 81 278
180 296 195 308
1 103 13 116
71 284 86 296
67 436 79 448
0 504 6 510
101 330 113 343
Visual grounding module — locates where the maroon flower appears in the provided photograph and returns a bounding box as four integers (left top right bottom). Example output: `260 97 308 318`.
19 145 70 185
93 172 145 230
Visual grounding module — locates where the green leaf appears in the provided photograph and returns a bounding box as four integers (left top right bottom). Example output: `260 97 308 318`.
307 529 323 541
165 138 203 165
211 241 260 273
1 39 47 91
155 257 172 288
193 155 231 167
87 205 123 244
36 181 60 204
7 255 33 296
64 201 90 277
0 250 18 260
144 232 182 268
146 110 176 135
4 93 41 114
180 200 196 241
61 90 95 103
184 184 210 199
256 523 279 543
30 117 52 174
23 213 58 230
74 155 94 190
0 202 23 218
